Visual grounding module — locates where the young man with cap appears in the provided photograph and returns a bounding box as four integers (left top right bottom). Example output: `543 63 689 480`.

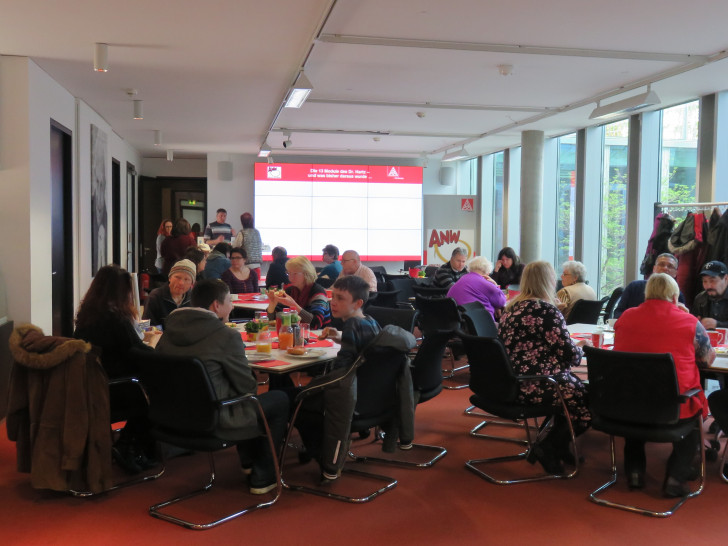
691 260 728 330
142 259 196 328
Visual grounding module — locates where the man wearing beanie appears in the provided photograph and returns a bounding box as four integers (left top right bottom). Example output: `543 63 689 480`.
142 259 196 328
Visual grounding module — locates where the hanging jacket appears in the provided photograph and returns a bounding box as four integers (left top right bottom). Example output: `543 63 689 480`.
640 213 675 277
669 212 708 308
6 324 113 494
706 208 728 265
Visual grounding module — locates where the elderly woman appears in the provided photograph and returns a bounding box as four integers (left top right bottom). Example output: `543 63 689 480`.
498 261 591 473
556 260 596 320
614 273 714 496
266 255 331 329
491 247 525 289
221 247 259 294
447 256 506 320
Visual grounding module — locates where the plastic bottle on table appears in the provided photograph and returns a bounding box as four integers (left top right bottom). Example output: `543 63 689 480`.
278 308 294 350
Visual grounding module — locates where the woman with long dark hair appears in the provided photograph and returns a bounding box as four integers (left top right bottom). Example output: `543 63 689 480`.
74 264 156 473
491 246 526 289
160 218 195 275
154 219 173 273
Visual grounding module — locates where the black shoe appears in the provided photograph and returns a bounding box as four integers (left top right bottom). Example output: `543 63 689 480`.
628 471 645 490
526 443 564 474
297 449 313 464
663 476 690 498
112 445 143 475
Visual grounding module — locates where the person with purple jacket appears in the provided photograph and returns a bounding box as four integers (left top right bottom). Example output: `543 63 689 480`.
447 256 506 320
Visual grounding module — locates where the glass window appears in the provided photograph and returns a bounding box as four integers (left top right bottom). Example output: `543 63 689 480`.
556 133 576 266
659 101 699 214
492 151 505 253
599 120 629 297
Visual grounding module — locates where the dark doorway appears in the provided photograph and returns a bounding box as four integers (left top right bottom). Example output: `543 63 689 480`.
127 163 137 272
112 159 121 265
50 121 74 337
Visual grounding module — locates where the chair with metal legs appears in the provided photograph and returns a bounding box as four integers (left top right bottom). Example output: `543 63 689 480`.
137 352 282 530
585 346 705 517
281 327 413 503
461 334 579 484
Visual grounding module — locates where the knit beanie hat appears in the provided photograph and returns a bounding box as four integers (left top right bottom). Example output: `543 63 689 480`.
169 259 196 283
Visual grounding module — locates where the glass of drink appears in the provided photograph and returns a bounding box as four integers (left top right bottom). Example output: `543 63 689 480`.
300 323 310 344
256 330 272 354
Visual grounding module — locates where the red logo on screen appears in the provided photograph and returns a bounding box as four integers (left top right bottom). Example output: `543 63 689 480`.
461 198 474 212
267 166 282 179
386 166 402 179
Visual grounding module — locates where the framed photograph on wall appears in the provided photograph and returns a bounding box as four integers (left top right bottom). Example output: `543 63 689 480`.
90 124 108 275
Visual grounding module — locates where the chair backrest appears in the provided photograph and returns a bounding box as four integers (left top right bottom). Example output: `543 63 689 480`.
460 301 498 337
424 265 439 279
566 297 608 325
388 277 417 303
366 306 418 332
460 334 519 403
134 349 219 435
410 331 450 401
412 285 449 299
370 266 387 285
415 295 461 334
603 287 624 320
584 346 682 425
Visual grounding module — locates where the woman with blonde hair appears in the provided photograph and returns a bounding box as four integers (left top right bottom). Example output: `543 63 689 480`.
499 261 591 473
266 256 331 329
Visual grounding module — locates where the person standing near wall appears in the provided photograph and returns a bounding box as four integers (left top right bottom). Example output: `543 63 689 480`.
203 208 235 244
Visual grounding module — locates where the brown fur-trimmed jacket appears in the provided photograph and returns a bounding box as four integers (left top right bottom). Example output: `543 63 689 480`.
6 324 113 493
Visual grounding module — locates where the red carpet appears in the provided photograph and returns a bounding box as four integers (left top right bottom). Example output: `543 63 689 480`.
1 380 727 545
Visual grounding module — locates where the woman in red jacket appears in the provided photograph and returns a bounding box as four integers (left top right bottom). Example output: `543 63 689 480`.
614 273 715 497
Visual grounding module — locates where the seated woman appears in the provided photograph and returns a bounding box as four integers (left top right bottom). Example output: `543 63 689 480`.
491 246 525 289
184 247 207 282
73 264 157 474
614 273 714 496
266 255 331 330
221 247 259 293
447 256 506 320
265 245 289 289
556 260 596 320
498 261 591 473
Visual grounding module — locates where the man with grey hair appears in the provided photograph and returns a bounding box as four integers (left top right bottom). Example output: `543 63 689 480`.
337 250 377 292
556 260 596 320
433 247 468 289
614 252 685 318
614 272 714 496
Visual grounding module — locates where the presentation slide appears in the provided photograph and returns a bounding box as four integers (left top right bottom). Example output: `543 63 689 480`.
254 163 423 262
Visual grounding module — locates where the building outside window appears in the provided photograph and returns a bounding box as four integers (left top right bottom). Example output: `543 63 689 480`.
492 151 505 254
599 120 629 297
556 133 576 266
659 100 699 218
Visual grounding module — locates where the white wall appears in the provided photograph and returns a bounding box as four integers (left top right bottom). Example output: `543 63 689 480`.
0 56 141 331
142 158 207 178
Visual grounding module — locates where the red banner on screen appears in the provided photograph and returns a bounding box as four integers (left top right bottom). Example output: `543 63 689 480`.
255 163 422 184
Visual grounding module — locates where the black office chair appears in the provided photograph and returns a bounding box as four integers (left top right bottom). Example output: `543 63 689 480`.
457 302 528 442
388 278 417 308
565 296 609 325
281 328 412 503
461 334 579 484
350 330 449 468
366 305 418 333
370 282 400 308
584 347 705 517
602 287 624 320
412 284 449 299
136 351 281 529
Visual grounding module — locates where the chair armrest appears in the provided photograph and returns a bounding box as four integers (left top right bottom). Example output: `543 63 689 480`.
293 362 359 404
217 392 257 409
108 376 150 405
678 388 702 403
516 374 558 384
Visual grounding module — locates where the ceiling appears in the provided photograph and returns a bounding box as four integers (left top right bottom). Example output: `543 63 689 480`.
3 0 728 161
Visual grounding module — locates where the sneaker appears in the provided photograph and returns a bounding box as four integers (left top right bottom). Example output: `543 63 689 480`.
320 470 340 485
249 482 277 495
663 476 690 498
399 443 413 451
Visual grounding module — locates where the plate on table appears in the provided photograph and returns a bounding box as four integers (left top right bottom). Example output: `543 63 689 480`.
247 353 274 362
715 346 728 355
286 349 326 359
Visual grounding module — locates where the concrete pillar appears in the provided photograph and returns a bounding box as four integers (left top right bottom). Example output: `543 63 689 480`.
519 130 544 263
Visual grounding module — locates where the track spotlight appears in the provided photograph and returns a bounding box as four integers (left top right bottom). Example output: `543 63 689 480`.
94 43 109 72
133 100 143 120
282 133 292 148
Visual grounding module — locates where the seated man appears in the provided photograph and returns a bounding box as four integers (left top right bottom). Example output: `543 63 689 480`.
203 208 235 244
316 244 342 288
614 273 714 497
615 253 685 318
433 247 468 289
691 260 728 330
156 279 289 495
337 250 377 292
297 276 381 483
142 259 196 328
265 246 289 289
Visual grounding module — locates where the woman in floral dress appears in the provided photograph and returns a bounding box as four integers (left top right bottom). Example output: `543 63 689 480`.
498 261 591 473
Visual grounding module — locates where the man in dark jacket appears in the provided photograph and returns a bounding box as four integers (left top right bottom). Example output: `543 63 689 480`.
691 260 728 329
433 247 468 289
156 279 288 495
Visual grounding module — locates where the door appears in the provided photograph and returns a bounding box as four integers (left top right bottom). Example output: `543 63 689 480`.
50 122 74 337
112 159 121 266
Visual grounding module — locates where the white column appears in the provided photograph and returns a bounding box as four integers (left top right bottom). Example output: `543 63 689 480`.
519 130 544 263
